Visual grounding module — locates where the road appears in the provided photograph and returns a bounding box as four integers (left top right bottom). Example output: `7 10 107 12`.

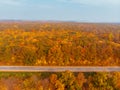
0 66 120 72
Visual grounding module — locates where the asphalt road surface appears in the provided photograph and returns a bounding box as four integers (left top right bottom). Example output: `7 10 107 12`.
0 66 120 72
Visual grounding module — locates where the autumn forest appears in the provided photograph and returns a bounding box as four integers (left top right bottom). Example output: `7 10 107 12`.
0 22 119 66
0 71 120 90
0 21 120 90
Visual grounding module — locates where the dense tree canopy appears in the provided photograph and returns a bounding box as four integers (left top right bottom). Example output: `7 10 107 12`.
0 72 120 90
0 22 120 66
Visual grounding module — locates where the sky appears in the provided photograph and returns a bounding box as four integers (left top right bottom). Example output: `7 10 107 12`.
0 0 120 22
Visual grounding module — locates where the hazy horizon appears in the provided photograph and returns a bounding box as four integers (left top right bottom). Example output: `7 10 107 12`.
0 0 120 23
